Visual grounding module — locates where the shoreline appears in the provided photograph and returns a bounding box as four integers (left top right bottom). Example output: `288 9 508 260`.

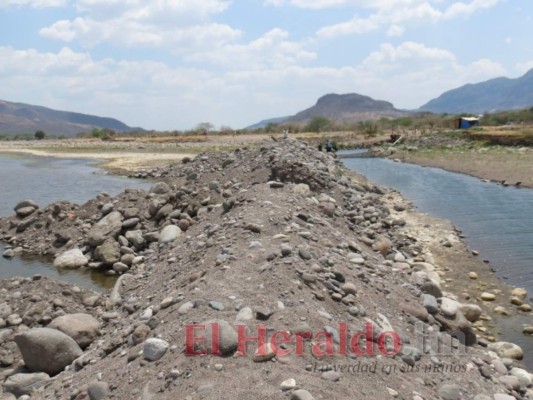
0 147 193 174
347 169 533 369
387 147 533 189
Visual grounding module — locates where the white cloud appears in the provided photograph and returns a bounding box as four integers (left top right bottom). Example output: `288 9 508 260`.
40 0 238 50
187 28 316 69
387 25 405 36
40 18 241 50
316 0 503 38
0 0 66 7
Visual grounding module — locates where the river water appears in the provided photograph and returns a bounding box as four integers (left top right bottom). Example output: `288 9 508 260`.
342 152 533 367
0 154 151 291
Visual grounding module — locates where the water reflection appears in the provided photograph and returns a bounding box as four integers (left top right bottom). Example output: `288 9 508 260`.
0 154 151 291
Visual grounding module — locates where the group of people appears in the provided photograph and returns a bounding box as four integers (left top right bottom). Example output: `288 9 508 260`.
318 139 335 153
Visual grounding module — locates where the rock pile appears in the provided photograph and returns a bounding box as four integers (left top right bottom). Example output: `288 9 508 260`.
0 139 531 399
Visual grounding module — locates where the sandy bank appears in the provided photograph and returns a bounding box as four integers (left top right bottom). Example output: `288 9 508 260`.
384 146 533 188
0 147 192 173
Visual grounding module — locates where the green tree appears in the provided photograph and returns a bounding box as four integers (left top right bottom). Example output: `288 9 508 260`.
306 116 330 133
34 130 46 140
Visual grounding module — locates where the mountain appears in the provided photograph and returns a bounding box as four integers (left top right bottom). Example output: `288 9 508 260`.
420 69 533 114
0 100 140 136
246 116 290 130
282 93 410 125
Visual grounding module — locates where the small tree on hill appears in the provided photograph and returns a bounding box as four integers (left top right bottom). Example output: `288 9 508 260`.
306 116 330 133
34 130 46 140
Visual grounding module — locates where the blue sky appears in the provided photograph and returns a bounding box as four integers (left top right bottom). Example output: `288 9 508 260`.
1 0 532 130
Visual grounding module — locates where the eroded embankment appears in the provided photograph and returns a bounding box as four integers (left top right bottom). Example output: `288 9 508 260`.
0 139 531 400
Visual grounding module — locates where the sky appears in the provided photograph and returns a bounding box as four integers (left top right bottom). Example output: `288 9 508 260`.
1 0 532 130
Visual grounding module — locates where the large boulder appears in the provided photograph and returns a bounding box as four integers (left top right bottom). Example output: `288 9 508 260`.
459 303 482 322
88 211 123 247
150 182 171 195
159 225 182 244
489 342 524 360
3 372 50 397
14 200 39 218
49 313 100 349
14 328 83 375
94 238 121 266
53 248 88 269
434 310 476 346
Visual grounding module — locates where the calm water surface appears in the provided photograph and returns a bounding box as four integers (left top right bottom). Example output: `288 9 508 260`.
343 152 533 367
0 154 151 291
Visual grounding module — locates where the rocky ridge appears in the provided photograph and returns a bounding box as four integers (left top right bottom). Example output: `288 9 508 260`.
0 139 531 399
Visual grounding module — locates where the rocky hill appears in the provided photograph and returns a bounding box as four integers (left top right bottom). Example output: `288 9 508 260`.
420 69 533 114
0 140 531 399
0 100 139 137
283 93 410 125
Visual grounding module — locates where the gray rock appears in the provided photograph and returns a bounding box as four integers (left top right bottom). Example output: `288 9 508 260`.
156 204 173 221
122 218 140 229
509 367 532 387
422 294 439 314
159 225 182 243
209 301 225 311
236 307 253 322
291 389 314 400
150 182 171 194
143 338 169 361
440 298 459 317
194 320 238 356
125 230 145 250
14 199 39 212
88 381 109 400
438 384 462 400
2 249 15 259
14 328 83 375
88 211 123 246
460 304 482 322
489 342 524 360
101 203 114 215
53 248 88 269
113 262 129 273
49 313 100 349
0 303 13 318
498 375 520 391
434 310 477 346
178 301 194 315
281 244 293 257
94 238 121 266
3 372 50 397
255 306 273 321
420 280 443 298
321 371 341 382
15 207 36 218
493 395 516 400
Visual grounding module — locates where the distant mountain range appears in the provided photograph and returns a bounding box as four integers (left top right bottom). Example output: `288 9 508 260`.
4 68 533 135
0 100 138 137
247 93 410 128
419 68 533 114
285 93 409 124
248 68 533 128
